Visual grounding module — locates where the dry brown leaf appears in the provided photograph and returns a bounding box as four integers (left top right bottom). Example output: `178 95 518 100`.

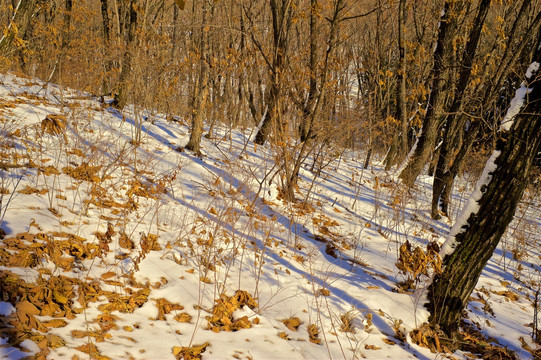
494 290 520 301
364 344 381 350
316 288 330 296
101 271 116 280
308 324 321 344
16 300 40 315
119 232 135 250
172 342 209 360
156 298 184 320
282 317 301 331
278 331 290 340
174 313 192 323
42 318 68 328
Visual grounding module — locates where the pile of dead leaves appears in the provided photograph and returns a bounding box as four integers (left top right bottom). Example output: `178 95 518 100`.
411 322 519 359
410 323 451 353
0 232 100 271
396 240 442 292
41 114 66 136
206 290 258 332
0 271 78 357
62 162 102 183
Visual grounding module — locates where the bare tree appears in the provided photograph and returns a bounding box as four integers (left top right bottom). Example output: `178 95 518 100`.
185 0 212 153
254 0 294 145
430 0 491 219
399 0 464 187
427 32 541 342
114 0 138 109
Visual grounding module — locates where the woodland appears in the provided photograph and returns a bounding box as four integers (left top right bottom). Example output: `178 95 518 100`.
0 0 541 359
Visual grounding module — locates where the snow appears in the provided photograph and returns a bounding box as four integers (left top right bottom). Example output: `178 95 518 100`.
0 73 539 359
526 62 540 79
441 58 541 257
0 301 15 316
440 150 500 258
500 84 531 132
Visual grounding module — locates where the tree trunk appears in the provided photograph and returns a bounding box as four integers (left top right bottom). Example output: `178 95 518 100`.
431 0 491 219
299 0 319 142
0 0 36 57
100 0 112 95
114 0 137 110
254 0 292 145
185 0 211 153
399 0 462 187
428 40 541 341
384 0 408 170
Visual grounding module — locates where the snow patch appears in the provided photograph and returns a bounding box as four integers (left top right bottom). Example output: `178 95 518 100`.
440 150 501 258
526 61 540 79
20 340 40 354
500 84 530 132
0 301 15 316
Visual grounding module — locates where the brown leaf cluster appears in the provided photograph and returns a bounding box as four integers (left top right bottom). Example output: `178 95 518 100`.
17 185 48 195
62 162 102 183
98 288 150 314
156 298 184 320
410 324 450 353
0 271 80 356
41 114 66 135
0 232 101 271
282 317 301 331
308 324 321 344
396 240 442 289
126 179 157 199
140 233 161 254
206 290 258 332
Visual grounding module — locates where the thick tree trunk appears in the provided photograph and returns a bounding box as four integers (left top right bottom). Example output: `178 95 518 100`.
428 42 541 340
185 1 211 153
399 1 462 187
431 0 491 219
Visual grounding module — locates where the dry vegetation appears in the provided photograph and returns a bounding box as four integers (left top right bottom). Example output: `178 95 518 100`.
0 0 540 359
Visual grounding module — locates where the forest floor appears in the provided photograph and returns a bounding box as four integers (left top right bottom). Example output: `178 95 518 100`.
0 72 540 359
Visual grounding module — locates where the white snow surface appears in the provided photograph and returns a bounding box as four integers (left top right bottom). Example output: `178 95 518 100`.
440 150 500 258
526 62 540 79
0 73 539 359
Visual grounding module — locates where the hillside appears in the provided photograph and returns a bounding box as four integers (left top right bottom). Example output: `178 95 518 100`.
0 73 540 359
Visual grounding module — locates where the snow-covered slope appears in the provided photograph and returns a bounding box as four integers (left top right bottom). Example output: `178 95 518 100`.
0 73 539 359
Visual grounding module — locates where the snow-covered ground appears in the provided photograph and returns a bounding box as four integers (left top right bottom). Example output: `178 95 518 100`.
0 73 539 359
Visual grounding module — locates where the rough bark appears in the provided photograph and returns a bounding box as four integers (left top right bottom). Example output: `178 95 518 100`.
114 0 138 110
0 0 36 57
431 0 491 219
185 0 211 153
428 41 541 340
399 0 463 187
282 0 343 202
384 0 408 170
432 1 541 219
254 0 292 145
100 0 113 95
299 0 319 142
